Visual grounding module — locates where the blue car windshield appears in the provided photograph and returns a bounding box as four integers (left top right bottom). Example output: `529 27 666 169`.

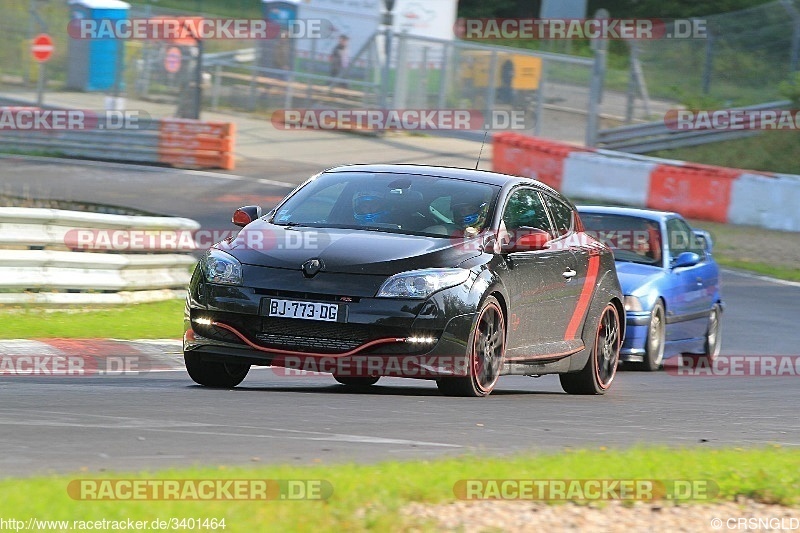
580 213 663 266
271 172 500 238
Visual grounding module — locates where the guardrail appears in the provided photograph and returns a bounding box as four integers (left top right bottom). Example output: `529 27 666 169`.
0 107 236 170
0 207 200 305
596 100 791 153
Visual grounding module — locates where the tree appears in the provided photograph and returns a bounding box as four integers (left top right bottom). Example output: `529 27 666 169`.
458 0 777 19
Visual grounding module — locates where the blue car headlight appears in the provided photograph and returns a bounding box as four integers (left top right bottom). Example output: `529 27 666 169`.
203 249 242 285
624 295 644 312
376 268 471 299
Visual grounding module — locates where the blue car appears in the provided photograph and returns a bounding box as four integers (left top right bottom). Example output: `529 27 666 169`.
577 206 722 370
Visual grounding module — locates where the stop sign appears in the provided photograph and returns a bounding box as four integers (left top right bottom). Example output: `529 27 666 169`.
31 34 54 63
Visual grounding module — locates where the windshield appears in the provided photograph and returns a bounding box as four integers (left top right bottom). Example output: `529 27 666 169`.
271 172 500 237
579 213 663 266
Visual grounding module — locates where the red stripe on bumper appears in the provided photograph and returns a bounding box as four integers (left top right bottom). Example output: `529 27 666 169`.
211 321 407 358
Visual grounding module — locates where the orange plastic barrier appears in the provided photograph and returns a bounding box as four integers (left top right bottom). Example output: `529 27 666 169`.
158 119 236 170
647 163 741 222
493 133 586 190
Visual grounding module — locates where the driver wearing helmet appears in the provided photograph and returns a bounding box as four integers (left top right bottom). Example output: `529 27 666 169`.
353 190 391 225
451 200 488 230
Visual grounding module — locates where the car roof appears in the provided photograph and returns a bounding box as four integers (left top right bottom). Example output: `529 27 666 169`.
576 205 679 222
324 163 558 192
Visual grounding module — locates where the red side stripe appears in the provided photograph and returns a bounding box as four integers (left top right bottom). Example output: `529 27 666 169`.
564 254 601 340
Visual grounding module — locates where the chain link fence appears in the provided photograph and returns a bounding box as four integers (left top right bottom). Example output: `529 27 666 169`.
0 2 602 142
634 0 800 107
3 2 800 142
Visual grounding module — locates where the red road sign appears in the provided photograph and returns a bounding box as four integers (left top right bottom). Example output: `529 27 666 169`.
164 47 182 73
31 34 54 63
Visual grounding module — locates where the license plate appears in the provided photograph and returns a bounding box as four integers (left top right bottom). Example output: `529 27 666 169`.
267 299 340 322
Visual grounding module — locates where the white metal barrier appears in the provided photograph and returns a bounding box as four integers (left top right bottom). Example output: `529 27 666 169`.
0 208 199 305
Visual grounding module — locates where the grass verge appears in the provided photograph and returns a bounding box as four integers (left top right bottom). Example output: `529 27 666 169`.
646 131 800 175
0 447 797 532
0 300 184 340
687 218 800 282
714 258 800 282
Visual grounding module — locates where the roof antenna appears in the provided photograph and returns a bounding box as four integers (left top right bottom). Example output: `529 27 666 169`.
475 131 488 170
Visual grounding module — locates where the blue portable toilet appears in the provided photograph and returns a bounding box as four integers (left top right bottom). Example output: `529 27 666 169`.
67 0 131 92
260 0 300 73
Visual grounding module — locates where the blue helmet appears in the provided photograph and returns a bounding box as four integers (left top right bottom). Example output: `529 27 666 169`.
452 201 488 228
353 191 390 224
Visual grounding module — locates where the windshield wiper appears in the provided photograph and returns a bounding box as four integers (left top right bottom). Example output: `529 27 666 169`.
273 221 309 227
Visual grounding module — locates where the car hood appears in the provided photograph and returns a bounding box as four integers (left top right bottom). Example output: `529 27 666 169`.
614 261 665 295
216 221 482 275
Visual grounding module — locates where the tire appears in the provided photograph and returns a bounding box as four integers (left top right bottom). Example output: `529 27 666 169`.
334 375 380 387
700 304 722 362
633 300 666 371
560 303 621 395
436 296 505 397
184 352 250 388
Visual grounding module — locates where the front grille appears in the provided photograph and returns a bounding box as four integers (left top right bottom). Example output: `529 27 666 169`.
259 318 374 354
262 318 371 342
255 333 361 352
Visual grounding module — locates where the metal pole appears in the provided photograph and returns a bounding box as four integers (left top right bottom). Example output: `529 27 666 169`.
113 35 124 101
283 43 294 109
419 46 428 108
485 51 498 121
393 32 408 109
194 38 203 119
380 29 393 108
28 0 49 86
211 63 221 110
379 1 396 109
534 58 545 137
36 63 45 107
782 0 800 72
702 32 714 95
586 9 609 147
437 41 449 111
625 43 636 124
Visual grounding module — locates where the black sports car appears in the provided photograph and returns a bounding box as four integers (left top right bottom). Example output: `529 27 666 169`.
183 164 624 396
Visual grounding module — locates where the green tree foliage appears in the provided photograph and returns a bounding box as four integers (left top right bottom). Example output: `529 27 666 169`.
590 0 776 17
458 0 777 19
457 0 539 18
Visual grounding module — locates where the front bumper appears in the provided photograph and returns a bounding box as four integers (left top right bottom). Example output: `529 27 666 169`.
184 268 479 378
619 312 650 362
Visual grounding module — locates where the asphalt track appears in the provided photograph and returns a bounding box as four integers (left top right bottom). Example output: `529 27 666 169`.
1 158 799 477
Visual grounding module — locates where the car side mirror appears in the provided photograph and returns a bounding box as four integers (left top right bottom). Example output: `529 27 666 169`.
232 205 262 227
672 251 701 269
692 229 713 252
501 228 550 253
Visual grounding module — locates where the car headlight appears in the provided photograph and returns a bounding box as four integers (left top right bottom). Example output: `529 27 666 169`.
376 268 472 299
203 249 242 285
624 295 643 312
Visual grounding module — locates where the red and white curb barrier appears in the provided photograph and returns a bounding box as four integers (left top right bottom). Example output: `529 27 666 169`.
493 133 800 231
0 339 184 376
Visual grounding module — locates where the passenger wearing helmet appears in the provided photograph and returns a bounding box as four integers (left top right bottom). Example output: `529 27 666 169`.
353 190 391 224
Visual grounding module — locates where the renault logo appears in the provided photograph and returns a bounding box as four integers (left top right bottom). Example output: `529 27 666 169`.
301 258 323 278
